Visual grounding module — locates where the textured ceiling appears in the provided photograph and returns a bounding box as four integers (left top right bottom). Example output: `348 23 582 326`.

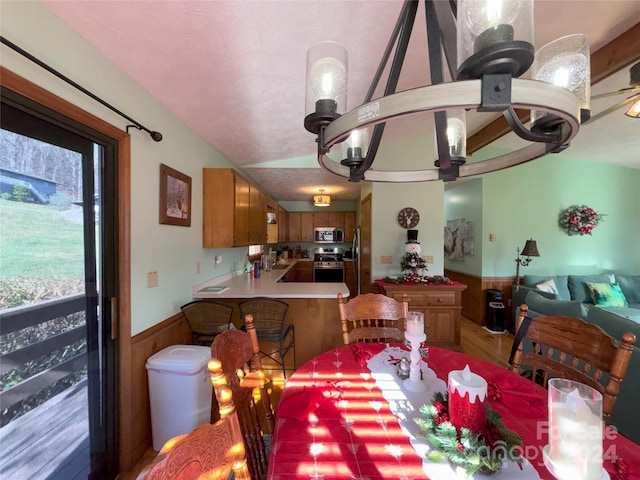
41 1 640 202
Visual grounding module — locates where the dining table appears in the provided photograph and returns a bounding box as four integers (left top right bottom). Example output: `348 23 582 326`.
267 342 639 480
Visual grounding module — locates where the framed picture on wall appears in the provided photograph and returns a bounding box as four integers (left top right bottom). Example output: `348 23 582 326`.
159 163 191 227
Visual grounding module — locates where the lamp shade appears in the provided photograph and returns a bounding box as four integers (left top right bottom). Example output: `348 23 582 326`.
457 0 534 79
305 41 348 133
313 189 331 207
521 239 540 257
531 34 591 126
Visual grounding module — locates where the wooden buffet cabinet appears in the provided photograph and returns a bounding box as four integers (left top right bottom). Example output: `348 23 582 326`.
381 283 467 351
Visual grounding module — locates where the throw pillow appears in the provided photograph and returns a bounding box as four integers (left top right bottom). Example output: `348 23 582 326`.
568 274 616 303
524 291 585 318
586 282 629 308
536 278 559 295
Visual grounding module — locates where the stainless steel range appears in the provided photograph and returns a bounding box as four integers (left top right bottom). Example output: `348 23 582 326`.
313 248 345 283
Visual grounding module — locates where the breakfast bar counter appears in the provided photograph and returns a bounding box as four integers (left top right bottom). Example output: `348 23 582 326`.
192 260 349 299
192 260 351 370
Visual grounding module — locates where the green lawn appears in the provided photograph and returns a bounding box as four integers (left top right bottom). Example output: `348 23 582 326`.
0 199 85 279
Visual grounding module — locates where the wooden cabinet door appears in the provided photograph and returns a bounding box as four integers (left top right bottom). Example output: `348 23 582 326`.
313 211 329 227
234 173 250 246
288 212 302 242
278 207 288 242
328 212 344 228
301 213 314 242
203 168 236 247
344 212 356 242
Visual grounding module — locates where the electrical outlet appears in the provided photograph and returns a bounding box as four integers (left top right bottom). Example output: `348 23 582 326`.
425 255 434 264
215 255 222 265
146 271 158 288
380 255 393 264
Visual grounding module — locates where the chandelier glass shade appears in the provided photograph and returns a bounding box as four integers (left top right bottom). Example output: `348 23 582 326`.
313 189 331 207
531 34 591 128
303 0 588 183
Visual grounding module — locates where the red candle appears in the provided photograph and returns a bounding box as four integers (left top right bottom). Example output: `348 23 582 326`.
448 364 487 434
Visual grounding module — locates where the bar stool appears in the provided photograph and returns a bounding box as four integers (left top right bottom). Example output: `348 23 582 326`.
238 297 295 380
180 299 234 346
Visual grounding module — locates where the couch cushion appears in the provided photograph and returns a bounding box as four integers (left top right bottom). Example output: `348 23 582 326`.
525 290 586 318
586 282 628 308
523 275 570 300
616 275 640 304
567 274 615 303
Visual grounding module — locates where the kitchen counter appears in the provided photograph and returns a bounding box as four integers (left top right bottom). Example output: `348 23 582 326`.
192 259 350 299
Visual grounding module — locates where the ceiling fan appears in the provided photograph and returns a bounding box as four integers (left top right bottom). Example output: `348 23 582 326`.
588 61 640 122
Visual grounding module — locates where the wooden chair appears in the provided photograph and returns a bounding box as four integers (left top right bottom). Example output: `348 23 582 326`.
181 299 234 346
137 358 250 480
238 297 295 379
510 304 636 422
338 292 409 345
211 314 275 480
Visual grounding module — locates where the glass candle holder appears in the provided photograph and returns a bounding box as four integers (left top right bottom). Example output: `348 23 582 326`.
545 378 603 480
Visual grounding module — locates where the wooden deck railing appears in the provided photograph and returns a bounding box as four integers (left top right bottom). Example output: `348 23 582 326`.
0 294 88 420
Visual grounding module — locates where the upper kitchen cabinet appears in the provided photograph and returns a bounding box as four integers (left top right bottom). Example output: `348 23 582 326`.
288 212 314 242
277 206 288 243
203 168 250 247
312 211 329 227
203 168 271 248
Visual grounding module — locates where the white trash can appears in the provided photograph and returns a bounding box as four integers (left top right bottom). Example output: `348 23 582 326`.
146 344 212 451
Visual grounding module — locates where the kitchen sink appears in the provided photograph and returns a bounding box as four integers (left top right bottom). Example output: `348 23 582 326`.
272 264 289 270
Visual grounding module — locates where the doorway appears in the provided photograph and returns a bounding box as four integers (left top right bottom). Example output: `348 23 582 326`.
0 89 118 479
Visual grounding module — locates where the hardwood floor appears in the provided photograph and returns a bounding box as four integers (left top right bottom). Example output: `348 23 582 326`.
120 316 515 479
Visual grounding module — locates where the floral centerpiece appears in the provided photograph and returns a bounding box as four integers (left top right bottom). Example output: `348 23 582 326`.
559 205 605 236
415 391 523 476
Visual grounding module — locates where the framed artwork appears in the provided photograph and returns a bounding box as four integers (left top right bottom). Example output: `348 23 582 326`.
444 218 474 261
159 163 191 226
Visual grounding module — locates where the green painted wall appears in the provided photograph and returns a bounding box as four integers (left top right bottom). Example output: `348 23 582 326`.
445 150 640 278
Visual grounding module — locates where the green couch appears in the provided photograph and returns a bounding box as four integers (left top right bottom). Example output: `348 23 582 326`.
513 274 640 444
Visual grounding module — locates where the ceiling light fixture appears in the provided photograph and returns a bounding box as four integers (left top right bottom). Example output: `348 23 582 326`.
304 0 588 183
313 189 331 207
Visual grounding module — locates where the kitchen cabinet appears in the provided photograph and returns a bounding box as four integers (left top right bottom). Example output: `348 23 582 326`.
301 213 314 241
288 212 301 242
278 207 288 243
313 211 329 227
381 283 467 351
203 168 270 248
203 168 250 247
345 259 357 295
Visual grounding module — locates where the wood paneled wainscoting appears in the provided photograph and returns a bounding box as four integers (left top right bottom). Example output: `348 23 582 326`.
444 270 516 332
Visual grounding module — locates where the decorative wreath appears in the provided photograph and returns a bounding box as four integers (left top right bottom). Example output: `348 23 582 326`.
414 391 523 476
559 205 605 236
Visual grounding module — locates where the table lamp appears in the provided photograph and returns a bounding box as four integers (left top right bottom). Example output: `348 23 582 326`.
515 239 540 290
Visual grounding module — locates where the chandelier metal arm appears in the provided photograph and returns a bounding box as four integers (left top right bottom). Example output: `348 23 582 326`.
430 0 458 79
350 0 418 181
503 107 560 144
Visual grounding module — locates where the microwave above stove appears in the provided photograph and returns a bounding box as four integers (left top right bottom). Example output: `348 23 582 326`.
314 227 344 244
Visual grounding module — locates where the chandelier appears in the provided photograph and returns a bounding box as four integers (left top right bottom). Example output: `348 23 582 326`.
303 0 590 183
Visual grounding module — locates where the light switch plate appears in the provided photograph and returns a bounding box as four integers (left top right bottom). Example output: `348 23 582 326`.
146 271 158 288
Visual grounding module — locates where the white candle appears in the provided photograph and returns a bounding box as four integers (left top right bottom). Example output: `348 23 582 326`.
406 311 424 336
548 381 603 480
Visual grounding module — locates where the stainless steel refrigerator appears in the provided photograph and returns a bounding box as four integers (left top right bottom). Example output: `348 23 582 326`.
352 226 361 295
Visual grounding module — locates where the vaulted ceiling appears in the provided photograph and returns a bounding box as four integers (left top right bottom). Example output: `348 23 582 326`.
41 1 640 202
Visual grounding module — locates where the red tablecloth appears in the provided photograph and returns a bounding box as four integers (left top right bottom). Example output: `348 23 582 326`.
267 344 639 480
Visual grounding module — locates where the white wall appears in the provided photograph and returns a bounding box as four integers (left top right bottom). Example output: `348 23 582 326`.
1 2 248 335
